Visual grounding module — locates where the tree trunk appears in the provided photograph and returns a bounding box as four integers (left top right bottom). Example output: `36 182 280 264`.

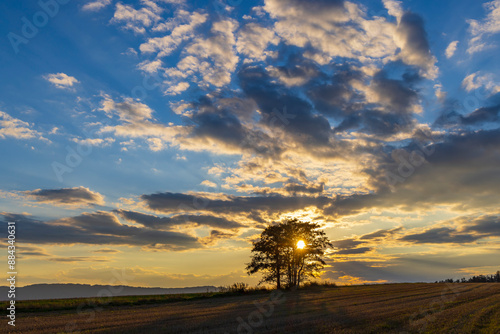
276 250 281 289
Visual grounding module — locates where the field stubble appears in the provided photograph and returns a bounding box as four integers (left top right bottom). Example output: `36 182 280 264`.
3 283 500 334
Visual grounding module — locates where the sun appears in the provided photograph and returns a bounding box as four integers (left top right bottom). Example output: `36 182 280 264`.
296 240 306 249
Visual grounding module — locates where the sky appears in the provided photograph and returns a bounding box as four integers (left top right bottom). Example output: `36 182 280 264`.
0 0 499 288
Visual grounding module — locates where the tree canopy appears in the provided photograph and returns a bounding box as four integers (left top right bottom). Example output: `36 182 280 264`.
246 218 332 289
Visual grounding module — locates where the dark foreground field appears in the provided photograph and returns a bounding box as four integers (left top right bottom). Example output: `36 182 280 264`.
4 283 500 333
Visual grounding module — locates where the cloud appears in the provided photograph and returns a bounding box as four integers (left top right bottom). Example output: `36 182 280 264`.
435 103 500 127
97 96 188 151
101 95 154 122
365 71 421 114
325 249 500 283
263 0 436 78
263 61 421 139
0 111 46 140
200 180 217 188
236 22 279 61
400 227 480 244
182 20 239 87
467 0 500 54
445 40 459 58
360 226 403 240
383 0 403 21
146 137 164 151
141 191 331 218
140 14 241 92
93 248 121 253
462 72 500 94
266 56 320 87
164 82 190 95
327 237 374 256
44 73 79 89
461 214 500 237
82 0 112 12
335 247 372 255
399 214 500 245
331 238 366 250
139 11 207 57
264 0 398 65
137 59 163 73
48 256 109 262
18 245 50 257
324 128 500 217
0 212 201 250
461 105 500 125
71 137 115 147
238 65 333 147
111 1 162 34
114 209 245 230
394 11 438 78
283 182 324 195
200 229 236 246
23 186 106 207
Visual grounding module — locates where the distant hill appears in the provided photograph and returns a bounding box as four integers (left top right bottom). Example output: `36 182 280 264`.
0 283 218 301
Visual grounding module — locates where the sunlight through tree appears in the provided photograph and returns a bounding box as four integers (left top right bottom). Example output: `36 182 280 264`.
246 218 332 289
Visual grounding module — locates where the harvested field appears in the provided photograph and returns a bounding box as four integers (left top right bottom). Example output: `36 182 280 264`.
5 283 500 333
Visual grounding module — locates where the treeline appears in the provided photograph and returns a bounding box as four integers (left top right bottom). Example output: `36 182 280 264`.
436 270 500 283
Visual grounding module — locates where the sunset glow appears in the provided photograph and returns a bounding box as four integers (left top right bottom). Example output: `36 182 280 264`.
1 0 499 290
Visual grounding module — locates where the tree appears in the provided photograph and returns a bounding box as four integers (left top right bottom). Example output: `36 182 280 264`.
246 218 332 289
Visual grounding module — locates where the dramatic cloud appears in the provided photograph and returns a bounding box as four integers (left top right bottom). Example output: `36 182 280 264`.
461 214 500 237
141 191 331 218
23 186 105 207
115 209 245 230
400 214 500 244
326 249 500 283
267 57 320 87
331 238 371 255
0 212 201 250
182 19 239 87
2 0 500 286
394 11 438 78
400 227 480 244
324 128 500 217
264 0 397 65
360 227 403 240
44 73 79 89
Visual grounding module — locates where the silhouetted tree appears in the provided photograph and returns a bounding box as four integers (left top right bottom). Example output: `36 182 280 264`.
437 270 500 283
246 219 332 289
